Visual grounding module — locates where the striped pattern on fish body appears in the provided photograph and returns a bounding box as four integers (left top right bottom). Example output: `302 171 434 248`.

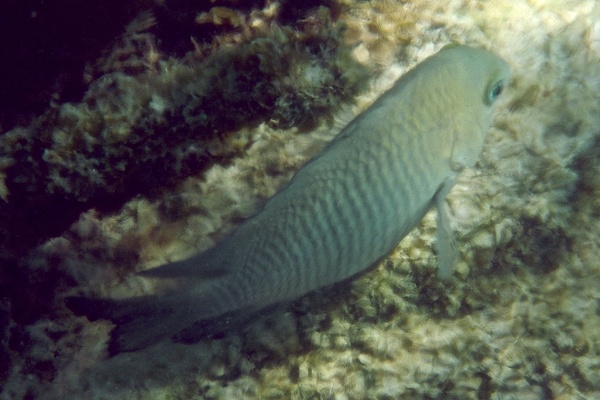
66 45 510 353
244 112 451 302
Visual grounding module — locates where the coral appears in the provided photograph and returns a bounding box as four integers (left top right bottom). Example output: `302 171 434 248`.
2 0 600 399
0 1 370 263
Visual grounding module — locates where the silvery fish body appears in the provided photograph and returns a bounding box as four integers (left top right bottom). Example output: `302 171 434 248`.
67 45 510 353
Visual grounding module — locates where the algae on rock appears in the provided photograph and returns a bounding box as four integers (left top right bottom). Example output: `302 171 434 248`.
0 2 371 262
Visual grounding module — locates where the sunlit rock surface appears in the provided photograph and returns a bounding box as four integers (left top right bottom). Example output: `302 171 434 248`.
1 1 599 399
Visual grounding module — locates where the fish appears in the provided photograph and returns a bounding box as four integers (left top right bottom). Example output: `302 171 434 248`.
66 44 510 354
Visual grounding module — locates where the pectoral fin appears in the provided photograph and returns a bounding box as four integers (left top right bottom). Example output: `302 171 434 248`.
434 178 458 279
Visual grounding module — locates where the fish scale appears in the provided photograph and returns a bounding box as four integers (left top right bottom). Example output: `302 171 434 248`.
66 45 510 353
275 149 410 294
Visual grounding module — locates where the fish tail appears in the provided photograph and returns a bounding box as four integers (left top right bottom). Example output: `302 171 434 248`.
66 293 202 355
65 282 234 356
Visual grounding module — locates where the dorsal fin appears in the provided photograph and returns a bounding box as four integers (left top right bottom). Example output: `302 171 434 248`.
138 218 261 279
137 246 230 279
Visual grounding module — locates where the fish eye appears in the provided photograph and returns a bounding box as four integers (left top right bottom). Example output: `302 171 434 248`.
486 80 505 104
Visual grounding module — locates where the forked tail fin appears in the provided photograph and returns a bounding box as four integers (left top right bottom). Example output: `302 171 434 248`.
66 219 264 354
65 277 240 354
65 294 199 354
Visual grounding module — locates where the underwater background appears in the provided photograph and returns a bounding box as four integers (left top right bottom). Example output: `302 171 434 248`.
1 0 599 398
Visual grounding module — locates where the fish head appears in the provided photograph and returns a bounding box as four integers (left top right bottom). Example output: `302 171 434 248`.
442 45 511 171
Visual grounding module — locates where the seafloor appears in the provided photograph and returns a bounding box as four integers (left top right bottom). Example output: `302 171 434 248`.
1 0 599 399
